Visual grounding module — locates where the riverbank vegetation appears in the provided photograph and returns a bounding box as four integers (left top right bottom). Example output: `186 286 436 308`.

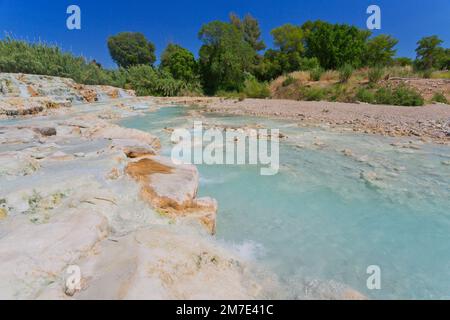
0 13 449 106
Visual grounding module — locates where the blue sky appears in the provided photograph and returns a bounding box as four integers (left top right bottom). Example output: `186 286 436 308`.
0 0 449 68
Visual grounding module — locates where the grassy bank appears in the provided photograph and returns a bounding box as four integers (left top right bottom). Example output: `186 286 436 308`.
0 38 197 97
266 67 450 106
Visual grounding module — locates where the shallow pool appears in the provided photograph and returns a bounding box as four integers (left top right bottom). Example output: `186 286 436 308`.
120 106 450 299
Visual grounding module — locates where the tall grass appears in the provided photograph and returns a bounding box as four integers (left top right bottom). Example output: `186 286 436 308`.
0 37 124 86
310 67 324 81
338 64 354 83
368 67 385 85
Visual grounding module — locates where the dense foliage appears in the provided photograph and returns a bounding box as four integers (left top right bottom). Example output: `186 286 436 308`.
415 36 450 70
0 37 123 86
160 44 198 83
107 32 156 68
357 85 424 106
198 21 255 94
124 65 188 97
364 35 398 66
229 13 266 51
302 20 371 69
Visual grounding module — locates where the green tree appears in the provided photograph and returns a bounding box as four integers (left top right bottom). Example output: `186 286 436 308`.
253 49 284 81
443 49 450 70
271 24 304 54
255 24 305 78
302 20 371 69
229 12 266 51
394 57 413 67
160 43 198 82
364 35 398 66
198 21 255 94
107 32 156 68
415 35 445 70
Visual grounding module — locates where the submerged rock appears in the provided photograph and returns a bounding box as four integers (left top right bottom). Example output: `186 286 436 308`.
360 171 385 189
342 149 353 157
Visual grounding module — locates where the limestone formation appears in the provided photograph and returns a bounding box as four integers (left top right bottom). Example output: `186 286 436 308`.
125 156 217 234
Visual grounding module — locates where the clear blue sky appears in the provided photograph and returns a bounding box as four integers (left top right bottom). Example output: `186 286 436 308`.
1 0 449 69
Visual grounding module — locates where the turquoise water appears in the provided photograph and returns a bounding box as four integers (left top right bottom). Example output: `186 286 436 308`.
120 106 450 299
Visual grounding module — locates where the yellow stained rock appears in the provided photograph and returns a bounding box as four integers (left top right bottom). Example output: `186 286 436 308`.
0 208 7 220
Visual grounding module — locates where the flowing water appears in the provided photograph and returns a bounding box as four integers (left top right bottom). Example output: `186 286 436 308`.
120 105 450 300
9 77 30 98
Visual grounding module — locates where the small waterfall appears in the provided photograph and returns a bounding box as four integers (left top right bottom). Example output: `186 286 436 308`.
118 89 132 98
10 76 31 98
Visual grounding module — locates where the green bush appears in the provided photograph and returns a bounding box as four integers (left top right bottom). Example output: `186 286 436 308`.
339 64 354 83
298 57 320 71
310 67 324 81
355 85 424 106
375 86 424 106
394 57 413 67
242 76 271 98
422 69 434 79
125 65 186 97
356 88 375 104
329 84 349 102
432 92 448 104
368 67 384 85
300 86 327 101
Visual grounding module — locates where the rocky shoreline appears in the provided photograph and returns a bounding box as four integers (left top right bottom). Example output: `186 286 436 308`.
155 96 450 144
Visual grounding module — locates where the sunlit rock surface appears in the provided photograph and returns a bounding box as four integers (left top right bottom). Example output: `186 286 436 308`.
0 73 135 118
0 73 371 300
0 73 281 300
125 156 218 234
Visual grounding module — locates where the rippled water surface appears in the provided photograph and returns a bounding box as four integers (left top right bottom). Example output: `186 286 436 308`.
121 106 450 299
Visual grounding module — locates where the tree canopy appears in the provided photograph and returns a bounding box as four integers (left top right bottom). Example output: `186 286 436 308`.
107 32 156 68
302 20 371 69
198 21 255 94
271 24 304 54
364 35 399 66
415 35 448 70
230 13 266 51
160 43 198 82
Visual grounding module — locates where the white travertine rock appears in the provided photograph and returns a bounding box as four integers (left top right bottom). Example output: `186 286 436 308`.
0 152 40 176
125 156 217 234
89 125 161 150
0 210 109 299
